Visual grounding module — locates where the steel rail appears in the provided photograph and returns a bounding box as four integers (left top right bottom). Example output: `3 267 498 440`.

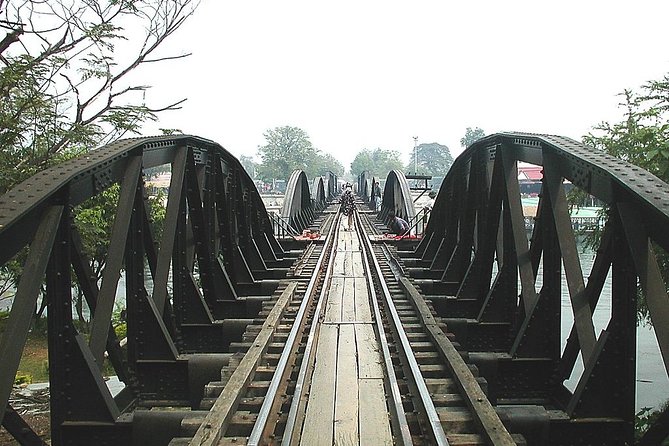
381 233 518 445
190 282 298 446
398 276 518 445
280 212 342 445
247 208 341 446
353 210 414 445
357 214 450 445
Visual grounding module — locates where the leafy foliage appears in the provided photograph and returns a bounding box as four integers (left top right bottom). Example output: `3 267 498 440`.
0 0 197 318
635 403 669 444
407 142 454 176
256 126 344 181
112 304 128 340
239 155 257 178
350 148 404 179
256 126 315 181
583 76 669 325
313 152 345 177
584 87 669 183
71 184 166 323
14 371 32 386
0 0 197 194
460 127 486 149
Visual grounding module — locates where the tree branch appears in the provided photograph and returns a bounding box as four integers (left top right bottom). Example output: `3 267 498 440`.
0 26 22 55
143 52 192 63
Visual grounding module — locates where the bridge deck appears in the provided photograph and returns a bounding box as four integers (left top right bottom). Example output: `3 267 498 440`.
301 223 393 445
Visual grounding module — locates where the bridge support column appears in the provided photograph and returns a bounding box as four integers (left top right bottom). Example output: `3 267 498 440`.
46 205 130 445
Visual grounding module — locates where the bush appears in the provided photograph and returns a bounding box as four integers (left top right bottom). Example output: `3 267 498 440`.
114 322 127 340
14 371 33 386
635 403 669 444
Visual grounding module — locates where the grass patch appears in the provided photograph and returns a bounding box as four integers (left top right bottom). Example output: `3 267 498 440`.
19 333 50 382
0 313 50 383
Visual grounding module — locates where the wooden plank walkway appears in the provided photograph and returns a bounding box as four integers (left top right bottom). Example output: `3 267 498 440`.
301 222 393 445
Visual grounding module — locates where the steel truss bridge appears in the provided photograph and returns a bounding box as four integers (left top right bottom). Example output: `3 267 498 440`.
0 133 667 445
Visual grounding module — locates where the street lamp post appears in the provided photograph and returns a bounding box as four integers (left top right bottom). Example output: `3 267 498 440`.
413 136 418 174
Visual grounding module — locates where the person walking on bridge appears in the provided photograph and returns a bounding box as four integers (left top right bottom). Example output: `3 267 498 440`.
341 184 355 230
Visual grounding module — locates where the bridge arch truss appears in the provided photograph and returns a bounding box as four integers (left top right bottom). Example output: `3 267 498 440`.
281 170 316 232
407 132 669 444
0 135 297 444
379 169 415 222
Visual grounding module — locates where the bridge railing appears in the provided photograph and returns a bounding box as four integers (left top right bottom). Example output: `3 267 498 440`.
269 212 299 238
407 132 669 444
406 207 431 236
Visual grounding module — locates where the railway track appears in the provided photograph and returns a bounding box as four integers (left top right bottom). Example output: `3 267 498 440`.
167 204 522 445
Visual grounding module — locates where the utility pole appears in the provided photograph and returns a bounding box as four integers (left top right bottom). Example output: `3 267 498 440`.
413 136 418 174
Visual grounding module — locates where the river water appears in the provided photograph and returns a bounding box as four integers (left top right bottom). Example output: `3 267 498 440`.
555 244 668 411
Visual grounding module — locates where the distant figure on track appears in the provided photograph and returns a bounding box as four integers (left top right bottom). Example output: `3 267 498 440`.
424 190 436 211
341 184 355 230
387 211 409 235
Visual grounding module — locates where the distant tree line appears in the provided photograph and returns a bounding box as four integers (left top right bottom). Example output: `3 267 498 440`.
350 148 404 179
247 126 344 182
243 126 490 184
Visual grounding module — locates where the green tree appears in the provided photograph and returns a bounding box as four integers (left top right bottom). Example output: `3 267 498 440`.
460 127 486 149
0 0 197 194
407 142 454 176
70 185 166 323
0 0 197 318
239 155 257 179
350 148 404 179
255 126 342 181
583 76 669 326
313 152 345 177
585 88 669 180
256 126 317 181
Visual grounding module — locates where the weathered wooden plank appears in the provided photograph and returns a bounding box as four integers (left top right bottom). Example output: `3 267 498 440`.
341 277 356 322
355 324 383 379
351 251 365 277
342 251 353 276
353 277 372 322
338 228 353 251
350 235 360 252
333 251 346 276
324 277 344 323
337 233 346 250
358 379 393 445
301 324 338 445
334 324 359 444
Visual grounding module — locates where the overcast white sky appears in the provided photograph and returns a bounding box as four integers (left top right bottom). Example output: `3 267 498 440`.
140 1 669 172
